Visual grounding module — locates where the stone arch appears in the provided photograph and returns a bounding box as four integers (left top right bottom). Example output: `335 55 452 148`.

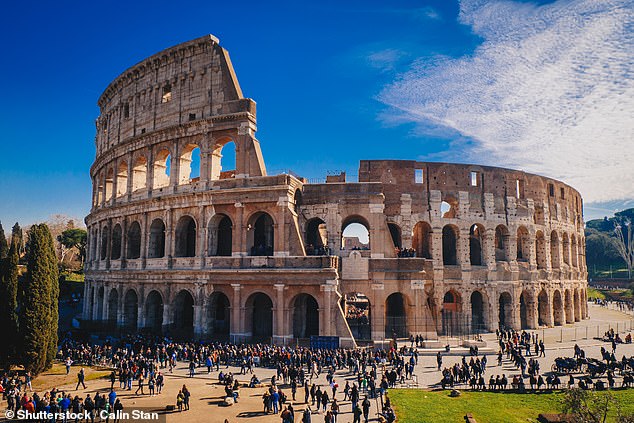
172 290 195 339
145 290 164 334
126 221 142 259
470 291 486 333
553 289 564 326
111 224 122 260
442 225 459 265
107 288 119 327
495 225 510 261
305 217 328 255
208 291 230 339
564 289 574 323
342 292 371 341
292 293 319 338
516 226 530 262
210 138 237 180
245 292 273 340
385 292 407 338
387 222 402 249
148 218 166 258
132 155 147 192
573 288 581 322
469 223 485 266
519 290 532 329
178 143 201 185
341 215 370 250
100 226 109 260
116 160 128 197
412 221 432 259
550 231 561 269
153 148 171 189
538 289 550 326
123 289 139 331
536 230 547 269
498 292 513 329
442 290 462 336
207 214 233 257
96 286 104 321
562 233 570 266
247 212 275 256
175 215 197 257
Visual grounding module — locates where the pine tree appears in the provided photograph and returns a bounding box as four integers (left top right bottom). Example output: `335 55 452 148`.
19 224 59 375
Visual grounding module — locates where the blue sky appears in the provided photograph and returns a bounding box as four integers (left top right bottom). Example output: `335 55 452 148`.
0 0 632 227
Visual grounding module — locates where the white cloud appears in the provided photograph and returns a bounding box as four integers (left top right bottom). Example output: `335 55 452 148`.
379 0 634 204
367 49 408 72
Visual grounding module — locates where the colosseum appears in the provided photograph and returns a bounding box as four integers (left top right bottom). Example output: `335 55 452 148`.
83 35 588 347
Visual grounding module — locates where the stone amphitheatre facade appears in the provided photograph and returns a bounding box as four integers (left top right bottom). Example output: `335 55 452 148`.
83 35 588 347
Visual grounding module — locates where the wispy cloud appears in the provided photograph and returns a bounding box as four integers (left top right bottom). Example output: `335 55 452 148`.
379 0 634 204
367 49 408 73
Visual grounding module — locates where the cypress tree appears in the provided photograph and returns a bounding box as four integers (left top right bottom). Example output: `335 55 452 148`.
0 222 7 260
20 224 59 375
1 233 20 367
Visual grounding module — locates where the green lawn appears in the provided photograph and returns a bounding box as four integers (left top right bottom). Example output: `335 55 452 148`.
587 287 606 300
390 389 634 423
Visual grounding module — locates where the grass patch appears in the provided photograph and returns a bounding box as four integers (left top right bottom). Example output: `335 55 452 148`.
390 389 634 423
31 363 111 392
588 287 606 300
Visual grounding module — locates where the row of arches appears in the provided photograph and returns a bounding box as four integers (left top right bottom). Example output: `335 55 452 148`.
88 286 320 340
93 140 237 207
91 211 275 262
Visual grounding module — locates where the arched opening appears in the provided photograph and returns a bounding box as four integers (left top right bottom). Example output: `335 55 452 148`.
148 218 166 258
292 294 319 338
553 290 564 326
132 156 147 192
341 216 370 250
305 218 328 255
536 231 547 269
342 293 371 341
517 226 530 261
100 227 109 260
175 216 197 257
245 292 273 341
387 223 402 249
412 221 432 259
116 161 128 197
442 225 458 265
208 292 230 339
519 291 529 329
123 290 138 332
145 290 164 334
111 224 122 259
469 224 484 266
107 289 118 328
550 231 561 269
385 293 407 338
179 144 201 185
105 168 114 201
562 233 570 266
248 212 274 256
172 290 195 339
96 286 104 321
498 292 513 329
538 289 549 326
470 291 485 333
153 148 171 189
495 225 509 261
207 214 232 257
573 289 581 322
442 290 462 336
564 290 574 323
126 221 141 259
210 140 237 180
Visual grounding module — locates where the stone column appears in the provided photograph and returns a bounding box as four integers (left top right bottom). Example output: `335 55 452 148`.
141 212 149 268
231 284 242 342
126 153 134 201
233 202 245 256
273 284 285 344
162 303 171 334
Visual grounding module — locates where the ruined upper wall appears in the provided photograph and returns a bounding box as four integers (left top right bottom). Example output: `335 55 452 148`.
94 35 253 157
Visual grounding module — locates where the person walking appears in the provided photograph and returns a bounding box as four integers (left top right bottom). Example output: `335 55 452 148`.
76 368 87 390
362 396 371 423
135 374 145 395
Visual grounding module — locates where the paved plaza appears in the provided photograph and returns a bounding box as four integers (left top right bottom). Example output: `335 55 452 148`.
4 303 634 423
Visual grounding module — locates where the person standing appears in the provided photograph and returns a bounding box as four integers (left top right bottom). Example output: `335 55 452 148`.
362 396 371 423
